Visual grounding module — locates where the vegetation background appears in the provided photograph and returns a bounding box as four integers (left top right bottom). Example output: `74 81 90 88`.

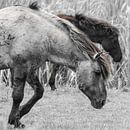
0 0 129 130
0 0 128 89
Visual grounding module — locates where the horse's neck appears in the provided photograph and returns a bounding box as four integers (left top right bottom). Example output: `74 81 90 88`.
34 11 88 70
47 39 87 71
64 20 104 44
88 35 103 44
48 47 87 71
57 15 105 44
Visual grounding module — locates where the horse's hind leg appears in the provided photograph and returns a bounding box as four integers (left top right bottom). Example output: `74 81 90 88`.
8 67 27 128
19 69 44 119
49 64 59 90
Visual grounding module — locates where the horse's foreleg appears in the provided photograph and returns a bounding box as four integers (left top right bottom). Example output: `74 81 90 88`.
8 67 27 128
19 70 44 119
49 64 60 90
10 68 14 88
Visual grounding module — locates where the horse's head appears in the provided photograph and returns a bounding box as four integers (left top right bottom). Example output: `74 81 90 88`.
75 48 110 109
59 17 110 109
74 14 122 62
77 60 107 109
101 31 122 62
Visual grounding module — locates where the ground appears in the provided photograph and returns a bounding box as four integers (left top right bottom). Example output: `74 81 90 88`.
0 83 130 130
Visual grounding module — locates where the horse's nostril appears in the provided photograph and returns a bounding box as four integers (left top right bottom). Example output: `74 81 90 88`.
94 98 105 106
79 85 85 91
79 86 82 90
113 54 122 62
101 99 105 106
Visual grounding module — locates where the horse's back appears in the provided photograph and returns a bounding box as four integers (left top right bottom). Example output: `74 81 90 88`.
0 6 78 69
0 6 71 46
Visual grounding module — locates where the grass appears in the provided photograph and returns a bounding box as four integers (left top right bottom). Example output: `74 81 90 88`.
0 84 130 130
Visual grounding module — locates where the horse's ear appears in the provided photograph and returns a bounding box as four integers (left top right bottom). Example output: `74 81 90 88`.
75 14 86 26
106 28 112 35
29 1 39 10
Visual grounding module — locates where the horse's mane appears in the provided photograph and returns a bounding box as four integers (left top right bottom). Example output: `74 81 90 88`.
58 14 119 38
58 18 110 80
28 2 119 37
29 1 39 10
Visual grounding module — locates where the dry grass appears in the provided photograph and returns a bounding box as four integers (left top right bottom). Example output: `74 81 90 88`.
0 85 130 130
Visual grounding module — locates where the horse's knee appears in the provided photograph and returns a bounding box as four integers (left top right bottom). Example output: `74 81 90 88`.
12 77 26 104
12 90 24 104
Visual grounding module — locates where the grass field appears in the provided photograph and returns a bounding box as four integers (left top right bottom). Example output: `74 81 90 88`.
0 84 130 130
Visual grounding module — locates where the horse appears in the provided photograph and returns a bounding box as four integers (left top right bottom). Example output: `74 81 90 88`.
47 13 122 90
0 3 110 128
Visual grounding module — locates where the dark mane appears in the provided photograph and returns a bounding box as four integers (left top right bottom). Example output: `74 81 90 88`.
75 14 119 36
58 14 119 38
29 1 39 10
58 18 110 80
57 14 77 23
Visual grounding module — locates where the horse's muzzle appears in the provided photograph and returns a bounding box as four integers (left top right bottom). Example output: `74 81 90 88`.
113 54 122 62
91 98 106 109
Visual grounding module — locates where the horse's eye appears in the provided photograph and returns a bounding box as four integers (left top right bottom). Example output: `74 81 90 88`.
94 70 101 75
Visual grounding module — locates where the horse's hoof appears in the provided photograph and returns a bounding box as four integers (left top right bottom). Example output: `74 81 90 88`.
51 88 56 91
21 123 25 128
8 112 25 128
8 117 15 125
51 86 56 91
8 120 25 129
14 121 25 128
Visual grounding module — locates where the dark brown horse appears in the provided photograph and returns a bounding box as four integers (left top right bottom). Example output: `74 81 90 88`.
47 13 122 90
0 3 110 128
58 14 122 62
